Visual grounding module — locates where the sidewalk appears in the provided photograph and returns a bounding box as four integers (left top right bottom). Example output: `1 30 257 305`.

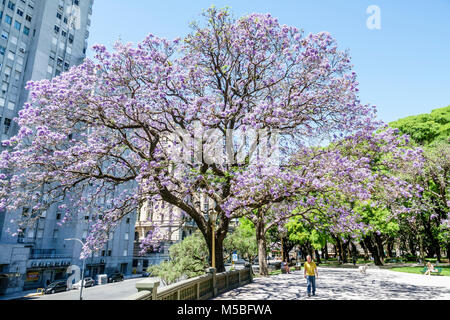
214 267 450 300
0 289 38 301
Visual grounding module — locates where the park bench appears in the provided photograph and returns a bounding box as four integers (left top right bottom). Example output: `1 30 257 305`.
422 267 442 275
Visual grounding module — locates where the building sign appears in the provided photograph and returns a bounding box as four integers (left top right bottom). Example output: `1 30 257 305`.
26 271 40 282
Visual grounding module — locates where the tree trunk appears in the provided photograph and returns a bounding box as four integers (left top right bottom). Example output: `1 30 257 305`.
364 236 383 266
447 243 450 265
419 235 426 265
360 241 369 261
255 220 269 277
386 238 394 258
315 250 321 264
374 233 385 262
214 238 225 273
323 242 329 260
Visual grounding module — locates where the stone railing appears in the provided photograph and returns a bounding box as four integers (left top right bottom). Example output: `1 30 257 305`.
127 265 253 300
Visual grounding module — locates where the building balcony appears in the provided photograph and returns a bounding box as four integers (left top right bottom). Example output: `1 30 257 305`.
29 249 71 260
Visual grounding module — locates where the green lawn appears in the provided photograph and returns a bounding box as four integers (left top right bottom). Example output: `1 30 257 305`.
389 265 450 277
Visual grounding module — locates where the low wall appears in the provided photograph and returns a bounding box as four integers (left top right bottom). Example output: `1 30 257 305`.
127 266 253 300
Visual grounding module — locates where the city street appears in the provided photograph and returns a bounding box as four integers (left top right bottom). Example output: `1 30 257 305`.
20 277 147 300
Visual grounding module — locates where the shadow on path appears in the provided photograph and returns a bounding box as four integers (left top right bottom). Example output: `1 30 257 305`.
214 268 450 300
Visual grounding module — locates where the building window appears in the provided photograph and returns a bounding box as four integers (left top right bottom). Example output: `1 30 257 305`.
7 51 14 61
107 250 111 256
7 1 15 11
23 26 29 36
124 233 129 240
0 46 5 55
4 118 11 134
1 30 8 40
53 229 59 239
16 8 23 16
14 20 21 31
56 12 62 19
37 229 44 238
1 82 8 95
5 15 12 25
56 213 61 220
27 229 35 238
123 250 128 257
25 15 31 22
54 25 59 33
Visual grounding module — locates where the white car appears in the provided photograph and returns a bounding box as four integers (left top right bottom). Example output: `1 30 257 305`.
72 277 95 289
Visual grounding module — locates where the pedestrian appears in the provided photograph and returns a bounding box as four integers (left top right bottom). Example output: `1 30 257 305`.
352 254 357 266
304 255 318 297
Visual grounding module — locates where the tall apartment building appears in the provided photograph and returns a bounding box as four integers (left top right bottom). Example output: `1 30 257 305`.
0 0 136 296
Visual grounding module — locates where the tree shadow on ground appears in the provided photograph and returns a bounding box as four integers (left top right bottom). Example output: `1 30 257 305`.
214 268 450 300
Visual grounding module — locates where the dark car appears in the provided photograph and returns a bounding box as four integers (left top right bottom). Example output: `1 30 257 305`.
44 281 69 294
108 273 124 283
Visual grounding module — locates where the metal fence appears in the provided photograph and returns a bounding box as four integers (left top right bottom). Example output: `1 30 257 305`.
128 266 253 300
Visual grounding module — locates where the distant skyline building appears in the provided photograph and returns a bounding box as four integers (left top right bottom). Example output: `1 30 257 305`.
0 0 135 296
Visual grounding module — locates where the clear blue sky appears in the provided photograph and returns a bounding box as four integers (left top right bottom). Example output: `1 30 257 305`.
88 0 450 123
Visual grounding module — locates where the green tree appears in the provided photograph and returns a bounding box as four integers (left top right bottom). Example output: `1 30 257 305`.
390 105 450 146
390 107 449 262
224 218 258 265
148 231 210 285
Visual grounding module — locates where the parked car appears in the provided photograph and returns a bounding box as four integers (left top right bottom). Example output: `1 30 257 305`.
108 273 124 283
44 281 69 294
72 277 95 289
142 271 151 277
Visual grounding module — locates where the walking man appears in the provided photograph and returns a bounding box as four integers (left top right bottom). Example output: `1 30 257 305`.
304 255 318 297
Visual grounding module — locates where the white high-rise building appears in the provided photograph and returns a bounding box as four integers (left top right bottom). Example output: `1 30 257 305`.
0 0 136 296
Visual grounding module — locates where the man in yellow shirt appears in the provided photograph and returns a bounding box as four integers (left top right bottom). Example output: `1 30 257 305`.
303 255 318 297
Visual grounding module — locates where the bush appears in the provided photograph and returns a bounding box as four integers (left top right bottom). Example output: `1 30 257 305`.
403 254 417 262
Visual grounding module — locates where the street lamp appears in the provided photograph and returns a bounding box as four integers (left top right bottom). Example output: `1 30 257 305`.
209 212 218 269
65 238 86 301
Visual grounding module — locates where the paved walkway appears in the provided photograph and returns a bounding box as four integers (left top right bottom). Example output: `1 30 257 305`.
214 267 450 300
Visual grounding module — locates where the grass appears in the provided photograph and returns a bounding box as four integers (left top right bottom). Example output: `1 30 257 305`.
389 265 450 277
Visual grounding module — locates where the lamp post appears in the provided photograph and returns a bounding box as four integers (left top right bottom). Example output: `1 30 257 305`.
209 212 218 269
65 238 86 301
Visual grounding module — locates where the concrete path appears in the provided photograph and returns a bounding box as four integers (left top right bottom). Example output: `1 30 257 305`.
214 267 450 300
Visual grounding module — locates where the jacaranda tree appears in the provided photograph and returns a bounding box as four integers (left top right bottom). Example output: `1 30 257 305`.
1 7 388 272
